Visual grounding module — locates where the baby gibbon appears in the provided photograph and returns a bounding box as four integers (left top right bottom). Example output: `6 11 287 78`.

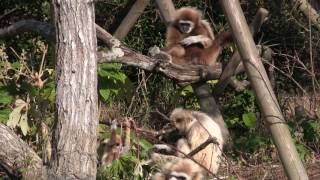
151 158 203 180
163 7 232 66
101 120 122 166
101 118 131 166
170 108 224 174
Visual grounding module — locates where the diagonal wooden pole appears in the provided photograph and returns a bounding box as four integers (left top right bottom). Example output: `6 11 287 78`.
114 0 150 40
220 0 309 179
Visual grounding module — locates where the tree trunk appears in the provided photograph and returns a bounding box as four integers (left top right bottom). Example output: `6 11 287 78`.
49 0 98 179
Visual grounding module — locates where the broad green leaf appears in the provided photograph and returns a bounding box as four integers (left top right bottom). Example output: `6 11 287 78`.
99 89 110 101
7 99 29 136
242 112 256 129
180 85 193 96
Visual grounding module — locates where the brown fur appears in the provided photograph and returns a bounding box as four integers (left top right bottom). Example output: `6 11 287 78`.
163 7 232 66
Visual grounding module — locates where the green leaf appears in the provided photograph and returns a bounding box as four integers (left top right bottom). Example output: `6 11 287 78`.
40 78 55 102
180 85 193 96
7 99 29 136
0 108 11 123
0 82 13 104
242 112 256 129
295 143 307 160
99 89 110 101
11 62 21 69
206 80 218 85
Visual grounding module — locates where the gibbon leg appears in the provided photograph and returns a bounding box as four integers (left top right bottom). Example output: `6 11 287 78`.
176 138 191 157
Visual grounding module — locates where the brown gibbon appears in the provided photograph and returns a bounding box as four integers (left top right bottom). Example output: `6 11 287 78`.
100 118 131 166
151 158 203 180
101 120 122 166
163 7 232 67
169 108 224 174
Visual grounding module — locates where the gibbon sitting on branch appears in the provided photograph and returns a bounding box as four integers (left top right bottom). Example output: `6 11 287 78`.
163 7 232 67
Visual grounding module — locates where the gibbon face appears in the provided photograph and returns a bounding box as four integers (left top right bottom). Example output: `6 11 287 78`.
168 108 224 174
152 158 203 180
172 7 201 35
178 20 194 34
170 108 194 133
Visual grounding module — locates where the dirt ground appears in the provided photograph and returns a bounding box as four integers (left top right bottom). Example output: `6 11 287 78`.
218 161 320 180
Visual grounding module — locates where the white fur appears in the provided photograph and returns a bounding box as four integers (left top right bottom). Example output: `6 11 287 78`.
180 35 211 46
170 171 190 180
179 20 195 33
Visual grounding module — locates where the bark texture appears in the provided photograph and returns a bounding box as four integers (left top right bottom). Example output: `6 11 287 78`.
0 124 45 180
49 0 98 179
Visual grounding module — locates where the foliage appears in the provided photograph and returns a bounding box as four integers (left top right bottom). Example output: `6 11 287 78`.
97 153 153 180
98 63 134 103
97 125 154 179
221 89 257 129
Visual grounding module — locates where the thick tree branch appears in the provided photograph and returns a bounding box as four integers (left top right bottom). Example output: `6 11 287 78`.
0 20 223 86
0 124 45 179
293 0 320 31
0 20 54 41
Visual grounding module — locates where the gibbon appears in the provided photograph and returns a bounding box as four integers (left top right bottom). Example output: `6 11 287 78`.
101 120 122 166
100 118 131 166
170 108 224 174
151 158 203 180
163 7 232 66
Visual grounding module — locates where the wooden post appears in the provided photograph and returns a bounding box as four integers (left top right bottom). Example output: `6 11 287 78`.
114 0 150 40
213 8 269 96
220 0 309 179
155 0 176 25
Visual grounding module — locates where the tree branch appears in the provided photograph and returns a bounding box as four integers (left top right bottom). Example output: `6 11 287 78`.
187 137 219 157
0 19 55 41
0 124 45 179
294 0 320 31
0 20 223 86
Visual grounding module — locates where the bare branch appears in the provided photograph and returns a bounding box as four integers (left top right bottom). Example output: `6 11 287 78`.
0 19 54 41
187 137 219 157
98 48 222 86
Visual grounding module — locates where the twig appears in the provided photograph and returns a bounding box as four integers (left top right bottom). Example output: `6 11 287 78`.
152 109 170 121
0 7 18 20
186 137 218 157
